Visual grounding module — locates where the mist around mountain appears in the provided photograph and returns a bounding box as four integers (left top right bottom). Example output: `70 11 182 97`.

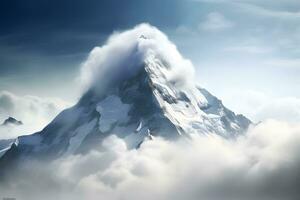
0 24 299 200
0 91 70 140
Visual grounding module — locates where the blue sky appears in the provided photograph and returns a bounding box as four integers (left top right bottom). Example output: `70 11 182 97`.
0 0 300 122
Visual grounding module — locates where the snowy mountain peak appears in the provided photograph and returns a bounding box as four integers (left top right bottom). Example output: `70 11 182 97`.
0 24 251 164
80 24 195 95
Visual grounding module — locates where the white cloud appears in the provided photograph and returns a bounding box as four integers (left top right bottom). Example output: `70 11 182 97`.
80 23 195 94
0 91 71 139
192 0 300 19
264 58 300 69
1 119 300 200
222 90 300 123
235 2 300 19
254 97 300 123
175 25 196 35
199 12 234 31
224 45 274 54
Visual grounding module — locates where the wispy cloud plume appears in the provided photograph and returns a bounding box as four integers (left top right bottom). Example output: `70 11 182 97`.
199 12 234 31
79 23 196 94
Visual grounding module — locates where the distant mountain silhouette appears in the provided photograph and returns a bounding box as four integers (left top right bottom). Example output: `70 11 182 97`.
1 117 23 126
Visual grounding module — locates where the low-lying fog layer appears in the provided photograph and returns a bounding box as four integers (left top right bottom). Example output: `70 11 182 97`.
1 119 300 200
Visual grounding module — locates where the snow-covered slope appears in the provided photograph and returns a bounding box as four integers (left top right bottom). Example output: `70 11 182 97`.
0 139 16 158
0 24 251 165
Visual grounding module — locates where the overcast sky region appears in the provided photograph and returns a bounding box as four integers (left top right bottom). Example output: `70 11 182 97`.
1 0 300 125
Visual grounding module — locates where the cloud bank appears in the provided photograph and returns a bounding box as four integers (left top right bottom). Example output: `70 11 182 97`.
222 90 300 123
0 91 70 139
1 119 300 200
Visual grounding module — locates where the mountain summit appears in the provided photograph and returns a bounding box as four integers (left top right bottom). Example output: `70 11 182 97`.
1 117 23 126
0 24 251 164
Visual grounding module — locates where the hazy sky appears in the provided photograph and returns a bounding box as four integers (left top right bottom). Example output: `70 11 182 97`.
1 0 300 122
